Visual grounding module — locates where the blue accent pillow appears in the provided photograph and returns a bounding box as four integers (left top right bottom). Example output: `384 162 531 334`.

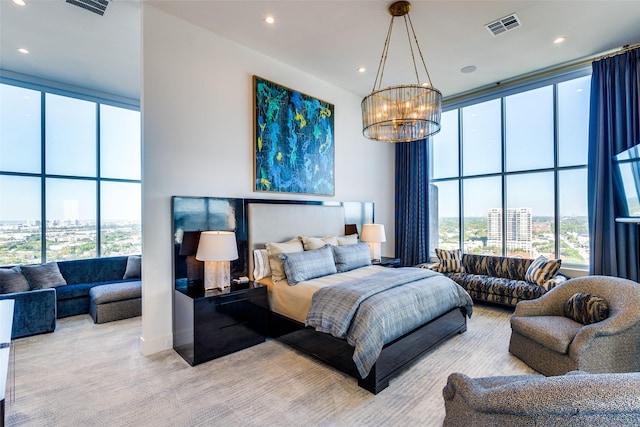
333 242 371 273
279 245 337 285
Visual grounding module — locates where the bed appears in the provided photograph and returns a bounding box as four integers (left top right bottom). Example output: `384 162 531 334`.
247 203 473 394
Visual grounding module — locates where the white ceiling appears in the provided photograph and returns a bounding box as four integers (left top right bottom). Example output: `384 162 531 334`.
2 0 640 102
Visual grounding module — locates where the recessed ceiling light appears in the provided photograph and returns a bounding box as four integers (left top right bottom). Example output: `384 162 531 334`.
461 65 477 74
265 16 275 24
13 0 26 6
17 48 30 54
357 67 366 73
554 37 565 44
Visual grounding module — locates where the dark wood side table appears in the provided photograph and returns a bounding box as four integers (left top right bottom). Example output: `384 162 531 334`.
173 280 268 366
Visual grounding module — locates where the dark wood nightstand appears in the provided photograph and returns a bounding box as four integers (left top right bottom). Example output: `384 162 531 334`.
374 257 401 268
173 280 268 366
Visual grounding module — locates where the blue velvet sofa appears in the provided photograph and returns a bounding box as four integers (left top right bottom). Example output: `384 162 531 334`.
0 255 140 339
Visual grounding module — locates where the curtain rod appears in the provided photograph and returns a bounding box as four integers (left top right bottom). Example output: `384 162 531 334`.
445 41 640 106
593 42 640 62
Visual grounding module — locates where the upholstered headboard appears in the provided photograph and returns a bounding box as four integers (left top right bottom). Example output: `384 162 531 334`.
247 203 346 280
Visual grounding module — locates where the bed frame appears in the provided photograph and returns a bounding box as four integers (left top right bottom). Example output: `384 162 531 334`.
247 203 469 394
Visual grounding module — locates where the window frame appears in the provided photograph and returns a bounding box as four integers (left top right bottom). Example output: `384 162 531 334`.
430 67 591 269
0 72 141 263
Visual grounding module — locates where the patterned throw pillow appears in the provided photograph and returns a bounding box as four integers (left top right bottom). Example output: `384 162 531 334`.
279 245 337 285
564 292 609 324
525 256 561 287
435 248 464 273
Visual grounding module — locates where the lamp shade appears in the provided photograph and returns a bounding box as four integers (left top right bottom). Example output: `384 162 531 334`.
360 224 387 243
195 231 238 262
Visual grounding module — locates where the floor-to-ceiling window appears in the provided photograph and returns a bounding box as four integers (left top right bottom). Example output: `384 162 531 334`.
0 80 141 265
430 71 590 268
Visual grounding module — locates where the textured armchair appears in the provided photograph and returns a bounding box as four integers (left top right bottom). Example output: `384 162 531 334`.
509 275 640 376
443 371 640 427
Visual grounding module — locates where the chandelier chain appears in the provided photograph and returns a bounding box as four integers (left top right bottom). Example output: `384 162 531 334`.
406 13 433 87
373 16 396 92
402 15 421 85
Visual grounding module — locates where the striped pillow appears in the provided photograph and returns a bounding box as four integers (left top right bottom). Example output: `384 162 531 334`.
564 292 609 324
279 245 337 285
435 248 464 273
525 256 561 287
252 249 272 281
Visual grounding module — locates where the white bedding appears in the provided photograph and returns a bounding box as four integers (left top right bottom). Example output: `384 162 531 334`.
258 265 388 323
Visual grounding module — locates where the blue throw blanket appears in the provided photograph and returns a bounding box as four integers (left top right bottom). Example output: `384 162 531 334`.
306 268 473 378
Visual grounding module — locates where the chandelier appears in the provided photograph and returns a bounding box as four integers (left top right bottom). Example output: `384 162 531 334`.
361 1 442 143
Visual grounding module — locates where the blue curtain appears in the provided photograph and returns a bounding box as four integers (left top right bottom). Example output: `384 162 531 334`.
587 47 640 281
395 139 429 266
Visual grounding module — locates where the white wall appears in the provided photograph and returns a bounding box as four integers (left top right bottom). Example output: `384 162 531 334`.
141 5 396 355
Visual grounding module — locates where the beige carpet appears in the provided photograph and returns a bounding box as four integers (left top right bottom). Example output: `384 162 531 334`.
5 304 534 426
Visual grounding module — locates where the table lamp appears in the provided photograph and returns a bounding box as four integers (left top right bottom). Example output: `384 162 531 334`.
195 231 239 290
361 223 386 263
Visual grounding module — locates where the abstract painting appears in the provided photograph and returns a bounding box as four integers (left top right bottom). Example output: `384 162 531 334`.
254 76 335 195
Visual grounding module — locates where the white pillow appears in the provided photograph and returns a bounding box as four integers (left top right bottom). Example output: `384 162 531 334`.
252 249 271 281
337 234 358 246
300 235 339 250
265 238 304 282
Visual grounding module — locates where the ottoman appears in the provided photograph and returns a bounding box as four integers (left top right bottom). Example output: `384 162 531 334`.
89 281 142 324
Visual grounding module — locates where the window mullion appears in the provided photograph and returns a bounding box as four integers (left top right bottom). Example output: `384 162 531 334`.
501 97 507 257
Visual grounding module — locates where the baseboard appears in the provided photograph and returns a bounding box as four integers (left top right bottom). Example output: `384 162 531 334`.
139 334 173 356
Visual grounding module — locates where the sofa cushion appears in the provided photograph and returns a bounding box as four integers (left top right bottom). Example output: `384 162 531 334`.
435 248 464 273
123 255 141 279
0 266 31 294
564 292 609 325
525 256 561 287
54 282 97 300
57 256 128 285
21 262 67 290
90 281 141 304
511 315 582 354
55 279 140 300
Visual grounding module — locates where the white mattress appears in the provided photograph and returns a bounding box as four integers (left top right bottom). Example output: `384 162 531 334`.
258 265 387 323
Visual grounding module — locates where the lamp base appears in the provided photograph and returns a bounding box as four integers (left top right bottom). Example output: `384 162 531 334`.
368 242 382 263
203 261 231 290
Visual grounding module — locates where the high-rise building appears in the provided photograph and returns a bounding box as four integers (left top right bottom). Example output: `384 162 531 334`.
487 208 532 255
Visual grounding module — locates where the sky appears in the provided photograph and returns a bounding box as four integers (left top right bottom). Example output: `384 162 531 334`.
0 83 141 222
431 75 591 219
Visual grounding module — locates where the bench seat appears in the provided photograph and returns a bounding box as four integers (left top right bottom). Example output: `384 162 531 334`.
89 281 142 324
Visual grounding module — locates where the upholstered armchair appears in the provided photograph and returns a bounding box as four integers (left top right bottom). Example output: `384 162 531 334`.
443 371 640 426
509 275 640 376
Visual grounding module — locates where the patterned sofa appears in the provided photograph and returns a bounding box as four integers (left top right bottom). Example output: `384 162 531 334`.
426 253 566 307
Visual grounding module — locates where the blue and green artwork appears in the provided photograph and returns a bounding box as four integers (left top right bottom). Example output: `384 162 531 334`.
254 76 334 195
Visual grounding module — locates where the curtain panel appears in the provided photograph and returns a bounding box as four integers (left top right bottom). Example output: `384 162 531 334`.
588 47 640 281
395 139 430 266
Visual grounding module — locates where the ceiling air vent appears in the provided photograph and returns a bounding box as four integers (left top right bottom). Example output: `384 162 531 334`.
66 0 110 16
485 13 521 36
